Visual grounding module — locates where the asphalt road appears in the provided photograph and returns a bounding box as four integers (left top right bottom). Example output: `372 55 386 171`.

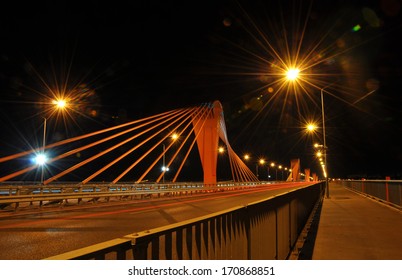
0 182 310 259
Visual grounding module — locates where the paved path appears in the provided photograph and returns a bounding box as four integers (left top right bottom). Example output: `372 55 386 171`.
311 183 402 259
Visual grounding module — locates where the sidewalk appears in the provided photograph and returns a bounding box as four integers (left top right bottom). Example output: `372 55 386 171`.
311 183 402 260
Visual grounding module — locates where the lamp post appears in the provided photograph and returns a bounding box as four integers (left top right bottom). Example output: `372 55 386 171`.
161 133 178 184
270 162 276 181
40 117 47 185
162 144 168 184
38 99 67 185
256 158 265 179
286 68 331 198
320 86 330 198
267 165 270 181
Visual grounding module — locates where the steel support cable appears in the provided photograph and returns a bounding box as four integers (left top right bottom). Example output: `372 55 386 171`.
48 108 183 164
217 115 257 182
44 108 192 184
0 165 37 182
219 118 245 182
152 107 204 183
217 117 240 182
231 149 258 182
228 148 243 182
228 144 258 182
172 105 213 183
135 106 201 184
155 105 210 183
0 110 182 182
231 150 246 182
80 108 196 184
112 108 198 183
216 112 256 182
0 109 178 163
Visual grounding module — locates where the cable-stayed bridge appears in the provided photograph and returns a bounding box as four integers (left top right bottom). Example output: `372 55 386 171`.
0 100 300 186
1 101 399 261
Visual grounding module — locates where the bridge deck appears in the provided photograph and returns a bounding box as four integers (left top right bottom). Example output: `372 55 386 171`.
309 183 402 260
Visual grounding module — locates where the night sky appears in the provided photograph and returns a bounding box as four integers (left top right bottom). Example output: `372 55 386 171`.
1 0 401 180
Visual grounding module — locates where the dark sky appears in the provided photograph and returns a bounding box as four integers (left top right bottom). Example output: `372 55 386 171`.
1 0 402 180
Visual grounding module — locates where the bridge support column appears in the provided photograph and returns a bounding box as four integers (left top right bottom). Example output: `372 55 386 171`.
312 173 317 181
305 168 310 182
192 101 223 185
288 159 300 182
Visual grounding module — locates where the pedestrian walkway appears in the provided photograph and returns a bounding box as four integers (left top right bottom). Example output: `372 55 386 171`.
311 183 402 259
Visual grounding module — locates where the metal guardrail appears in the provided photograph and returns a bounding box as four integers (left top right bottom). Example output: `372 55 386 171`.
337 179 402 209
45 182 325 260
0 181 263 211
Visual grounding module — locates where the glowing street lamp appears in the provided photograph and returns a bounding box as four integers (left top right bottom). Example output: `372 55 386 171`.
256 158 265 179
318 86 330 197
218 146 225 154
162 133 179 184
286 69 330 198
40 98 68 184
35 154 47 166
278 165 283 181
53 99 67 109
270 162 278 181
286 68 300 81
306 123 317 133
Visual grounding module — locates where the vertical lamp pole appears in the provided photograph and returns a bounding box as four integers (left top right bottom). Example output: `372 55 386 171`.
285 68 331 196
162 144 166 184
267 165 270 181
39 99 67 185
255 163 259 179
321 88 329 198
41 117 47 185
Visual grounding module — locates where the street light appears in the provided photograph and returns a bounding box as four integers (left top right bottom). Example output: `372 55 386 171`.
267 163 270 181
218 146 225 154
40 117 47 184
314 142 328 192
320 86 330 198
39 99 67 184
286 68 330 198
256 158 265 179
162 133 179 184
162 144 169 184
270 162 277 181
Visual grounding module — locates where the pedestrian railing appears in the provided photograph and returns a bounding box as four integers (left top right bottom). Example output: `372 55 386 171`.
44 182 324 260
338 179 402 209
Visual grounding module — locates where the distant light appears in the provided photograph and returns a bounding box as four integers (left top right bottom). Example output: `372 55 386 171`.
161 166 169 172
218 146 225 154
352 24 361 32
35 154 47 165
286 68 300 81
171 133 179 140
